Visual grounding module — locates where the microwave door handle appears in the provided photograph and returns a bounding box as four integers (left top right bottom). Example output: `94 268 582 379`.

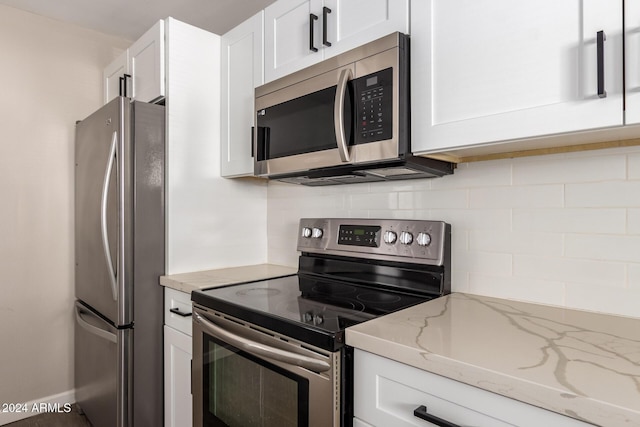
194 311 331 373
334 67 352 162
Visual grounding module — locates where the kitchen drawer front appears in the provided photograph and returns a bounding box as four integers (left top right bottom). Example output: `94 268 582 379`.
354 349 591 427
164 288 192 336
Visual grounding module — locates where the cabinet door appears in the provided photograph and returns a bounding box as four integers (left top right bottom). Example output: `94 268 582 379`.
322 0 409 58
411 0 623 154
164 325 192 427
264 0 323 83
221 12 264 177
626 0 640 124
129 20 165 103
103 50 128 104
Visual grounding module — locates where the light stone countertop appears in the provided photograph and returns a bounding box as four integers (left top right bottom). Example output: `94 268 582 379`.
346 292 640 427
159 264 297 293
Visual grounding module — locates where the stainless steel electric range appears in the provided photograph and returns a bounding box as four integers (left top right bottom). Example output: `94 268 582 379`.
191 218 451 427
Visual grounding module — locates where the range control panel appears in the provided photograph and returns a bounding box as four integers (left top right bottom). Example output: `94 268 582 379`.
297 218 450 266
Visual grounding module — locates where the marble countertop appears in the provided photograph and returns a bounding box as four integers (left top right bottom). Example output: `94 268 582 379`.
346 293 640 427
159 264 297 293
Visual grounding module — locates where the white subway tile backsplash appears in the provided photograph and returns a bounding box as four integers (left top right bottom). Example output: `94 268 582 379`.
266 147 640 318
450 269 470 293
565 234 640 263
513 208 626 234
628 264 640 290
430 159 512 189
514 255 626 287
565 283 640 318
429 208 512 231
348 191 398 210
629 209 640 235
468 274 565 306
629 153 640 180
565 181 640 207
469 231 563 257
398 189 468 210
469 185 563 209
454 250 512 276
512 154 626 185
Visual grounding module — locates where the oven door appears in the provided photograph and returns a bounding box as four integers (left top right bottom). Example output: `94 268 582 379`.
192 307 340 427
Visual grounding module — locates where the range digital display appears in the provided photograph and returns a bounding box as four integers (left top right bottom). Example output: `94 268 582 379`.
338 225 380 247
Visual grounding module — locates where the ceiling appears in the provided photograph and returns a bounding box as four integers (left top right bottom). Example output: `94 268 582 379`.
0 0 277 41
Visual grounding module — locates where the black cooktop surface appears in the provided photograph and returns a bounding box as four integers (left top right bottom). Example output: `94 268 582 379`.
191 273 432 352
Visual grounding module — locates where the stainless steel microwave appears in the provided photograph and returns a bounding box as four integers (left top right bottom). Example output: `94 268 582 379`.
253 32 454 186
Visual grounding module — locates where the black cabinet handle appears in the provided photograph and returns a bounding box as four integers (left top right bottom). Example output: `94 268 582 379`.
597 30 606 98
322 7 332 47
119 76 125 97
310 14 319 52
169 307 192 317
123 74 131 98
413 405 460 427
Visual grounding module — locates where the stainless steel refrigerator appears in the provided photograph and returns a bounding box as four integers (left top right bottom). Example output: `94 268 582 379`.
74 96 165 427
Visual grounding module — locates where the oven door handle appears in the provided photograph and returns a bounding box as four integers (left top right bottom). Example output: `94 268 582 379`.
194 311 331 373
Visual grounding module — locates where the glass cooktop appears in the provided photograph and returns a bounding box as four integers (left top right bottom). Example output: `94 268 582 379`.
191 274 431 352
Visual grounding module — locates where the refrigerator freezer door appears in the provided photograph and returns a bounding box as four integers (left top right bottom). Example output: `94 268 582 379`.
74 301 131 427
75 97 133 325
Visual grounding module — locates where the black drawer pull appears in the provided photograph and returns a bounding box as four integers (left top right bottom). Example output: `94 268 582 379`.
169 307 192 317
413 405 460 427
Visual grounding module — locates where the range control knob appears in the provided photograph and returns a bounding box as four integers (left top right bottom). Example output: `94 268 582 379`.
301 227 312 238
417 232 432 247
383 230 397 244
313 314 324 325
312 227 323 239
399 231 414 245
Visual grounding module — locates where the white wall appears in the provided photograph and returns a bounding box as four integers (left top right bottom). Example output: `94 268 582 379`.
0 3 129 415
267 146 640 319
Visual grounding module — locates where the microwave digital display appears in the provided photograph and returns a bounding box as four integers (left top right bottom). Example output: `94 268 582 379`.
354 67 393 145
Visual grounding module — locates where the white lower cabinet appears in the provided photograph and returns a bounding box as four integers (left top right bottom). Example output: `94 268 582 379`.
353 349 592 427
164 288 192 427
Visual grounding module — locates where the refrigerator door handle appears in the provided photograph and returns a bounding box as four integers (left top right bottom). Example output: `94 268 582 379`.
101 131 118 301
75 302 117 344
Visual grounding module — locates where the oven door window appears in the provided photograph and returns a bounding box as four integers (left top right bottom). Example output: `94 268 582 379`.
203 335 309 427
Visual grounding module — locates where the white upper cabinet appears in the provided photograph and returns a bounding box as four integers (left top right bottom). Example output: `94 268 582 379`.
221 12 264 177
626 0 640 124
264 0 323 83
103 50 128 104
411 0 624 154
322 0 409 58
102 20 165 104
129 20 165 103
264 0 409 83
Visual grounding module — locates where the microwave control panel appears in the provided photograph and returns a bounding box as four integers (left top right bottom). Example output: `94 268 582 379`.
354 67 393 144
